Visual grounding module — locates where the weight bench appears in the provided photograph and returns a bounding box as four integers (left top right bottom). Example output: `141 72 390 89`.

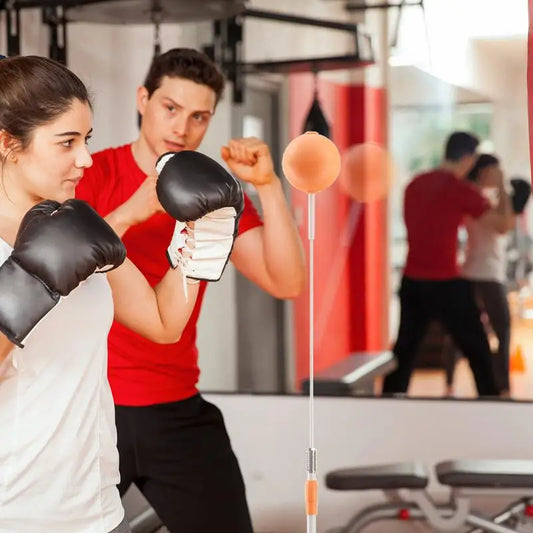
301 351 397 396
326 459 533 532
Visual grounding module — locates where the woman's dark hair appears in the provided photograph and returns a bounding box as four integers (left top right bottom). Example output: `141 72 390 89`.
143 48 225 104
510 177 531 214
0 55 91 153
466 153 499 182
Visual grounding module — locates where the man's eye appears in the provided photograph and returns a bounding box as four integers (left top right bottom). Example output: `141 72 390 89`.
166 106 176 113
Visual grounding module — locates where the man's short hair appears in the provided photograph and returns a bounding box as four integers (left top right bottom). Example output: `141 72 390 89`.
444 131 479 162
143 48 225 104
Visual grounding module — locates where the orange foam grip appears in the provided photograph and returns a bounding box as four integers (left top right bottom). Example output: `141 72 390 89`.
305 479 318 515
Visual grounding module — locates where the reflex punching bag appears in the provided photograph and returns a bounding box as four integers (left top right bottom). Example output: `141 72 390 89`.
302 75 330 138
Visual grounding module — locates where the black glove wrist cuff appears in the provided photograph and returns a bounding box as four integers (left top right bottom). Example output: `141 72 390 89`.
0 258 60 347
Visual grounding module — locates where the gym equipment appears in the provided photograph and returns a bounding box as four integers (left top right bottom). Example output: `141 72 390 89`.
282 132 341 533
325 459 533 532
282 132 341 193
301 351 397 396
339 142 395 203
0 2 374 103
302 73 330 138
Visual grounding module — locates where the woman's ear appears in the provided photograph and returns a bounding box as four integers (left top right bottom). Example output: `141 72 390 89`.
0 130 20 162
0 130 9 157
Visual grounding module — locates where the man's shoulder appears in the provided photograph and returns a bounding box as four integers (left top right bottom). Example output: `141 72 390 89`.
406 169 432 191
408 169 454 190
413 168 451 181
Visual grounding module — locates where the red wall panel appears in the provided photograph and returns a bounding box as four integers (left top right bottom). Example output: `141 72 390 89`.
288 74 389 387
527 0 533 181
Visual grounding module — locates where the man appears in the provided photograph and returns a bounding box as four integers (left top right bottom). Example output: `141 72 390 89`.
76 48 305 533
382 131 513 397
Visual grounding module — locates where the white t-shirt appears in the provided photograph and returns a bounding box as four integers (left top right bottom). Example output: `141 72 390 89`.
461 215 508 283
0 239 124 532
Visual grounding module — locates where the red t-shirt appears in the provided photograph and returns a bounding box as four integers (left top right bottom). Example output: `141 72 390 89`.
403 169 489 280
76 144 263 405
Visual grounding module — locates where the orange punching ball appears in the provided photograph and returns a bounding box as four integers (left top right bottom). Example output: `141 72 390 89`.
282 131 341 193
339 142 395 202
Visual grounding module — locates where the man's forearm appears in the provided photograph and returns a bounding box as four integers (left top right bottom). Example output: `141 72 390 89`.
491 182 515 232
104 207 133 238
497 182 514 222
256 177 306 297
497 182 512 212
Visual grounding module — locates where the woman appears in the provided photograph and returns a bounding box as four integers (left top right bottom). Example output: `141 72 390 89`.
0 55 239 532
453 154 516 397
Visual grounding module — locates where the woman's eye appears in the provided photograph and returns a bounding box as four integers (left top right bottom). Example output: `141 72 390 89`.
85 135 92 145
166 106 176 113
61 139 73 148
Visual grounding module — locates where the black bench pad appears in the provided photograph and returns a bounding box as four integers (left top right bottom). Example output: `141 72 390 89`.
436 460 533 489
326 462 429 491
301 351 396 396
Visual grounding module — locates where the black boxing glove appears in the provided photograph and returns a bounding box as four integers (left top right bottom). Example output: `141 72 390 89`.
0 199 126 347
156 151 244 281
510 178 531 215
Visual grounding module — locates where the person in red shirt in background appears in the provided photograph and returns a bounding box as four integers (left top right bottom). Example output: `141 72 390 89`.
382 131 513 398
76 48 305 533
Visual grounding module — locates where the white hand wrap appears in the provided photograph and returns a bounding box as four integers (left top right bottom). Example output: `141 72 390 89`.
167 206 238 281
